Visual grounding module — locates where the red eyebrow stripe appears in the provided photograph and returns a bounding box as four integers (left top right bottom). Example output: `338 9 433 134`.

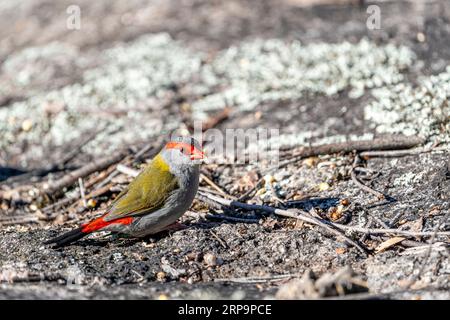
165 142 202 154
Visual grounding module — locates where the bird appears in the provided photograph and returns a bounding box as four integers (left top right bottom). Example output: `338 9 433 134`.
44 136 204 248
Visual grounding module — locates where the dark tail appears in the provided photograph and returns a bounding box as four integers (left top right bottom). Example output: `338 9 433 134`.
44 215 134 248
43 227 87 248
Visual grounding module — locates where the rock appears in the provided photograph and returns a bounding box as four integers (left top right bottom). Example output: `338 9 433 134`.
203 253 222 267
276 267 368 299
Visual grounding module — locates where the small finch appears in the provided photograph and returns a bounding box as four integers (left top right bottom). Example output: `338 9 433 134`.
45 136 203 247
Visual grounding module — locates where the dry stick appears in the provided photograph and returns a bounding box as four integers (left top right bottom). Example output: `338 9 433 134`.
201 107 231 131
1 127 104 186
360 145 445 159
380 236 428 248
83 165 117 189
42 195 76 214
200 173 235 199
200 192 450 238
116 164 139 178
0 215 39 226
214 273 298 284
405 211 450 289
267 135 425 173
78 178 87 208
43 150 128 195
199 191 369 255
209 230 228 248
282 135 424 156
198 186 232 199
351 155 386 200
296 208 370 255
237 178 264 202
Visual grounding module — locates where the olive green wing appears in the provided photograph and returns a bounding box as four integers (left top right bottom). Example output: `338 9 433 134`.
104 156 178 221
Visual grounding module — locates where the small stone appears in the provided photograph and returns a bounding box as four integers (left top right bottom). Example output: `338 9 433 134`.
87 199 97 208
318 182 330 191
303 157 319 167
255 187 267 197
21 119 33 132
203 253 218 267
263 174 276 184
417 32 426 43
156 271 166 281
185 252 202 262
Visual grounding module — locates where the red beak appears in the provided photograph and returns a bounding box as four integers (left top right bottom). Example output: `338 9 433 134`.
190 148 205 160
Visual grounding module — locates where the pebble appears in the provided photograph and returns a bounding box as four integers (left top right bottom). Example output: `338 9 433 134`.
156 271 166 281
203 253 219 267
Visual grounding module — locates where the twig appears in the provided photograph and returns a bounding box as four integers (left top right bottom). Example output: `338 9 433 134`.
116 164 139 178
351 169 385 200
282 135 424 155
200 173 234 199
83 165 117 189
78 178 87 208
43 150 128 195
299 208 370 255
42 195 77 214
351 155 386 200
198 187 233 199
405 212 450 289
0 215 39 226
1 127 103 185
209 230 228 248
134 136 167 161
214 273 299 284
237 178 264 202
268 135 424 173
202 108 231 131
360 145 444 159
199 192 369 255
199 192 450 239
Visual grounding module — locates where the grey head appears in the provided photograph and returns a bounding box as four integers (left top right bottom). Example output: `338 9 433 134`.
160 136 203 176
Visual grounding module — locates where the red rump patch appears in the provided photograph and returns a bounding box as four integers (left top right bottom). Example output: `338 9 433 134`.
81 216 133 233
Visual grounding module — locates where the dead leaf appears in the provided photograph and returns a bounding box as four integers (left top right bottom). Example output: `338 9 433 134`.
317 182 330 191
375 237 406 253
237 170 259 192
303 157 320 168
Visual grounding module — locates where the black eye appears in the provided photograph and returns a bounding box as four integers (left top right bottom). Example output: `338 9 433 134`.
180 147 185 153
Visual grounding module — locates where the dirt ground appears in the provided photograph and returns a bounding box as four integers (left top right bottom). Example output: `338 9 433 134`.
0 0 449 299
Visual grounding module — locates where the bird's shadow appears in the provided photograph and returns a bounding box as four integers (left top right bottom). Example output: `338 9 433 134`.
284 197 340 211
0 166 26 182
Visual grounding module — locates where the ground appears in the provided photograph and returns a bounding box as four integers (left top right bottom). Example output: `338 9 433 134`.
0 0 449 299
